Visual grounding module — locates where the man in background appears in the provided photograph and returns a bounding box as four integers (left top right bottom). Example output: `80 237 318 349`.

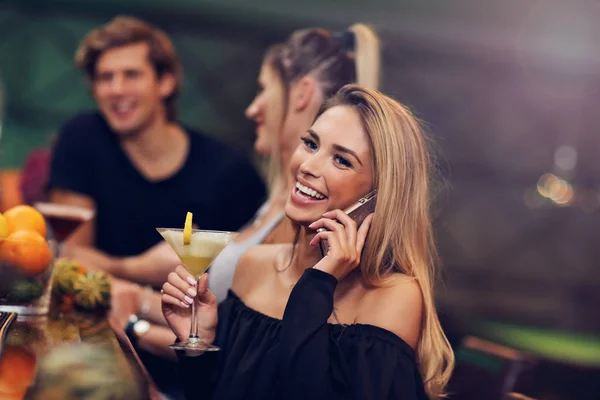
48 16 266 398
49 16 265 286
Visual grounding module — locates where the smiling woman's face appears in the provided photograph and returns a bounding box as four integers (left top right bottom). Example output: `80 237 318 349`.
285 105 374 226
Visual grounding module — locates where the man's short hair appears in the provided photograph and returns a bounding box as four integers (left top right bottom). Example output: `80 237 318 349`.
75 16 182 121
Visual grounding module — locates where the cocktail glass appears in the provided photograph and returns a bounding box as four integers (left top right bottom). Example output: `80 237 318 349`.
156 228 235 352
33 202 94 243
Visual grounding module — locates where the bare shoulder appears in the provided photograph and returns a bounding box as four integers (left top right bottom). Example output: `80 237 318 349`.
231 244 292 296
356 274 423 349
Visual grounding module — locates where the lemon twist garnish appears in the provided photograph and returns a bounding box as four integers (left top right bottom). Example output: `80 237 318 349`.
183 212 193 245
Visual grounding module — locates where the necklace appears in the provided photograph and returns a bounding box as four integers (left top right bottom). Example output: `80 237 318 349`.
272 247 293 273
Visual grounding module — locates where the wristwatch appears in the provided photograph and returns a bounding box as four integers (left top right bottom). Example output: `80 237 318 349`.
124 314 150 347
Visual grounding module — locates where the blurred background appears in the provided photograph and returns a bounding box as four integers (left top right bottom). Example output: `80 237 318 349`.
1 0 599 398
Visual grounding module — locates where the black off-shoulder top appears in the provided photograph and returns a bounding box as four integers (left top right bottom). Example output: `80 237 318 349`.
178 268 427 400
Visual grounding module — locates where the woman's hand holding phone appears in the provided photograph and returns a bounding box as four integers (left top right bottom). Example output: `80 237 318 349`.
308 210 374 281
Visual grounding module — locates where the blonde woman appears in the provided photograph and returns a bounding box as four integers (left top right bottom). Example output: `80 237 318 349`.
162 85 454 399
208 24 381 303
109 22 381 387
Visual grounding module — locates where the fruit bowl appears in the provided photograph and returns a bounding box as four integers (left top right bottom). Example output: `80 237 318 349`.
0 234 57 316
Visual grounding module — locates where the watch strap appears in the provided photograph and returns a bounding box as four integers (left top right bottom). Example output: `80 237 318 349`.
124 315 139 347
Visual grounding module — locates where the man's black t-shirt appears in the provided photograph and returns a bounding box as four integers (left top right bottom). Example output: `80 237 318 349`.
49 112 266 396
49 112 266 257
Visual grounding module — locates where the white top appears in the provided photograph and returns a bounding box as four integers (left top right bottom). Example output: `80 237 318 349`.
208 202 284 303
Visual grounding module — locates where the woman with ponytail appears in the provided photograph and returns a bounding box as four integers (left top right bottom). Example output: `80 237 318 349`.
162 84 454 399
208 24 381 303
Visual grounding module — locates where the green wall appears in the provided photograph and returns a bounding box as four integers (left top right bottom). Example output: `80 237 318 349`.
0 1 296 168
1 0 542 168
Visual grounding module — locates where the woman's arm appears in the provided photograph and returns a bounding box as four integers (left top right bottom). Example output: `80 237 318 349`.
162 270 220 399
111 278 166 325
278 268 338 397
278 268 426 400
136 324 178 361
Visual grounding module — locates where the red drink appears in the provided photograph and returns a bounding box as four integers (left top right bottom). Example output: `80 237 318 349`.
33 203 94 242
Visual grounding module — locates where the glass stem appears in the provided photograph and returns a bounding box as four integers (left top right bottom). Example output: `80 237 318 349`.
190 289 199 340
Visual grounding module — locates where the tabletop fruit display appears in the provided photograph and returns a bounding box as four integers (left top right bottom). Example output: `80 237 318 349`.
0 205 55 315
52 259 111 314
0 345 37 399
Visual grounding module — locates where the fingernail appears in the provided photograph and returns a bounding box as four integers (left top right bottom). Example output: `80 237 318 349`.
180 301 190 308
187 277 197 286
187 288 197 297
184 296 193 304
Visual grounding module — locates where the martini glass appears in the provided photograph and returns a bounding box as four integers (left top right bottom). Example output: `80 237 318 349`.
34 202 95 243
157 228 235 352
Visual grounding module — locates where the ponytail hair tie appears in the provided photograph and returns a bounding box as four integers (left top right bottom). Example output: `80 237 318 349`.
331 30 356 53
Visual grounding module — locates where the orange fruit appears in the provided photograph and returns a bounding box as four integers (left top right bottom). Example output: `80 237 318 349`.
0 391 25 399
0 346 36 396
0 213 8 240
0 230 52 276
4 205 46 238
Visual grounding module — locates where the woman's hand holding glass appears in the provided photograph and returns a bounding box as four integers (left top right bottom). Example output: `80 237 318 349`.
161 266 218 344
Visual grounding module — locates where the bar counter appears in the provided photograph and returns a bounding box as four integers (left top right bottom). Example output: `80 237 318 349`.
0 310 161 399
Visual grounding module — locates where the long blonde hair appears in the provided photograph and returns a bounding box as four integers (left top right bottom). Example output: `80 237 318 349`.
320 85 454 399
263 23 381 197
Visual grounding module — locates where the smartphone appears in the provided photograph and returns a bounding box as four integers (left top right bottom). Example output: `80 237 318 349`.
318 190 377 257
